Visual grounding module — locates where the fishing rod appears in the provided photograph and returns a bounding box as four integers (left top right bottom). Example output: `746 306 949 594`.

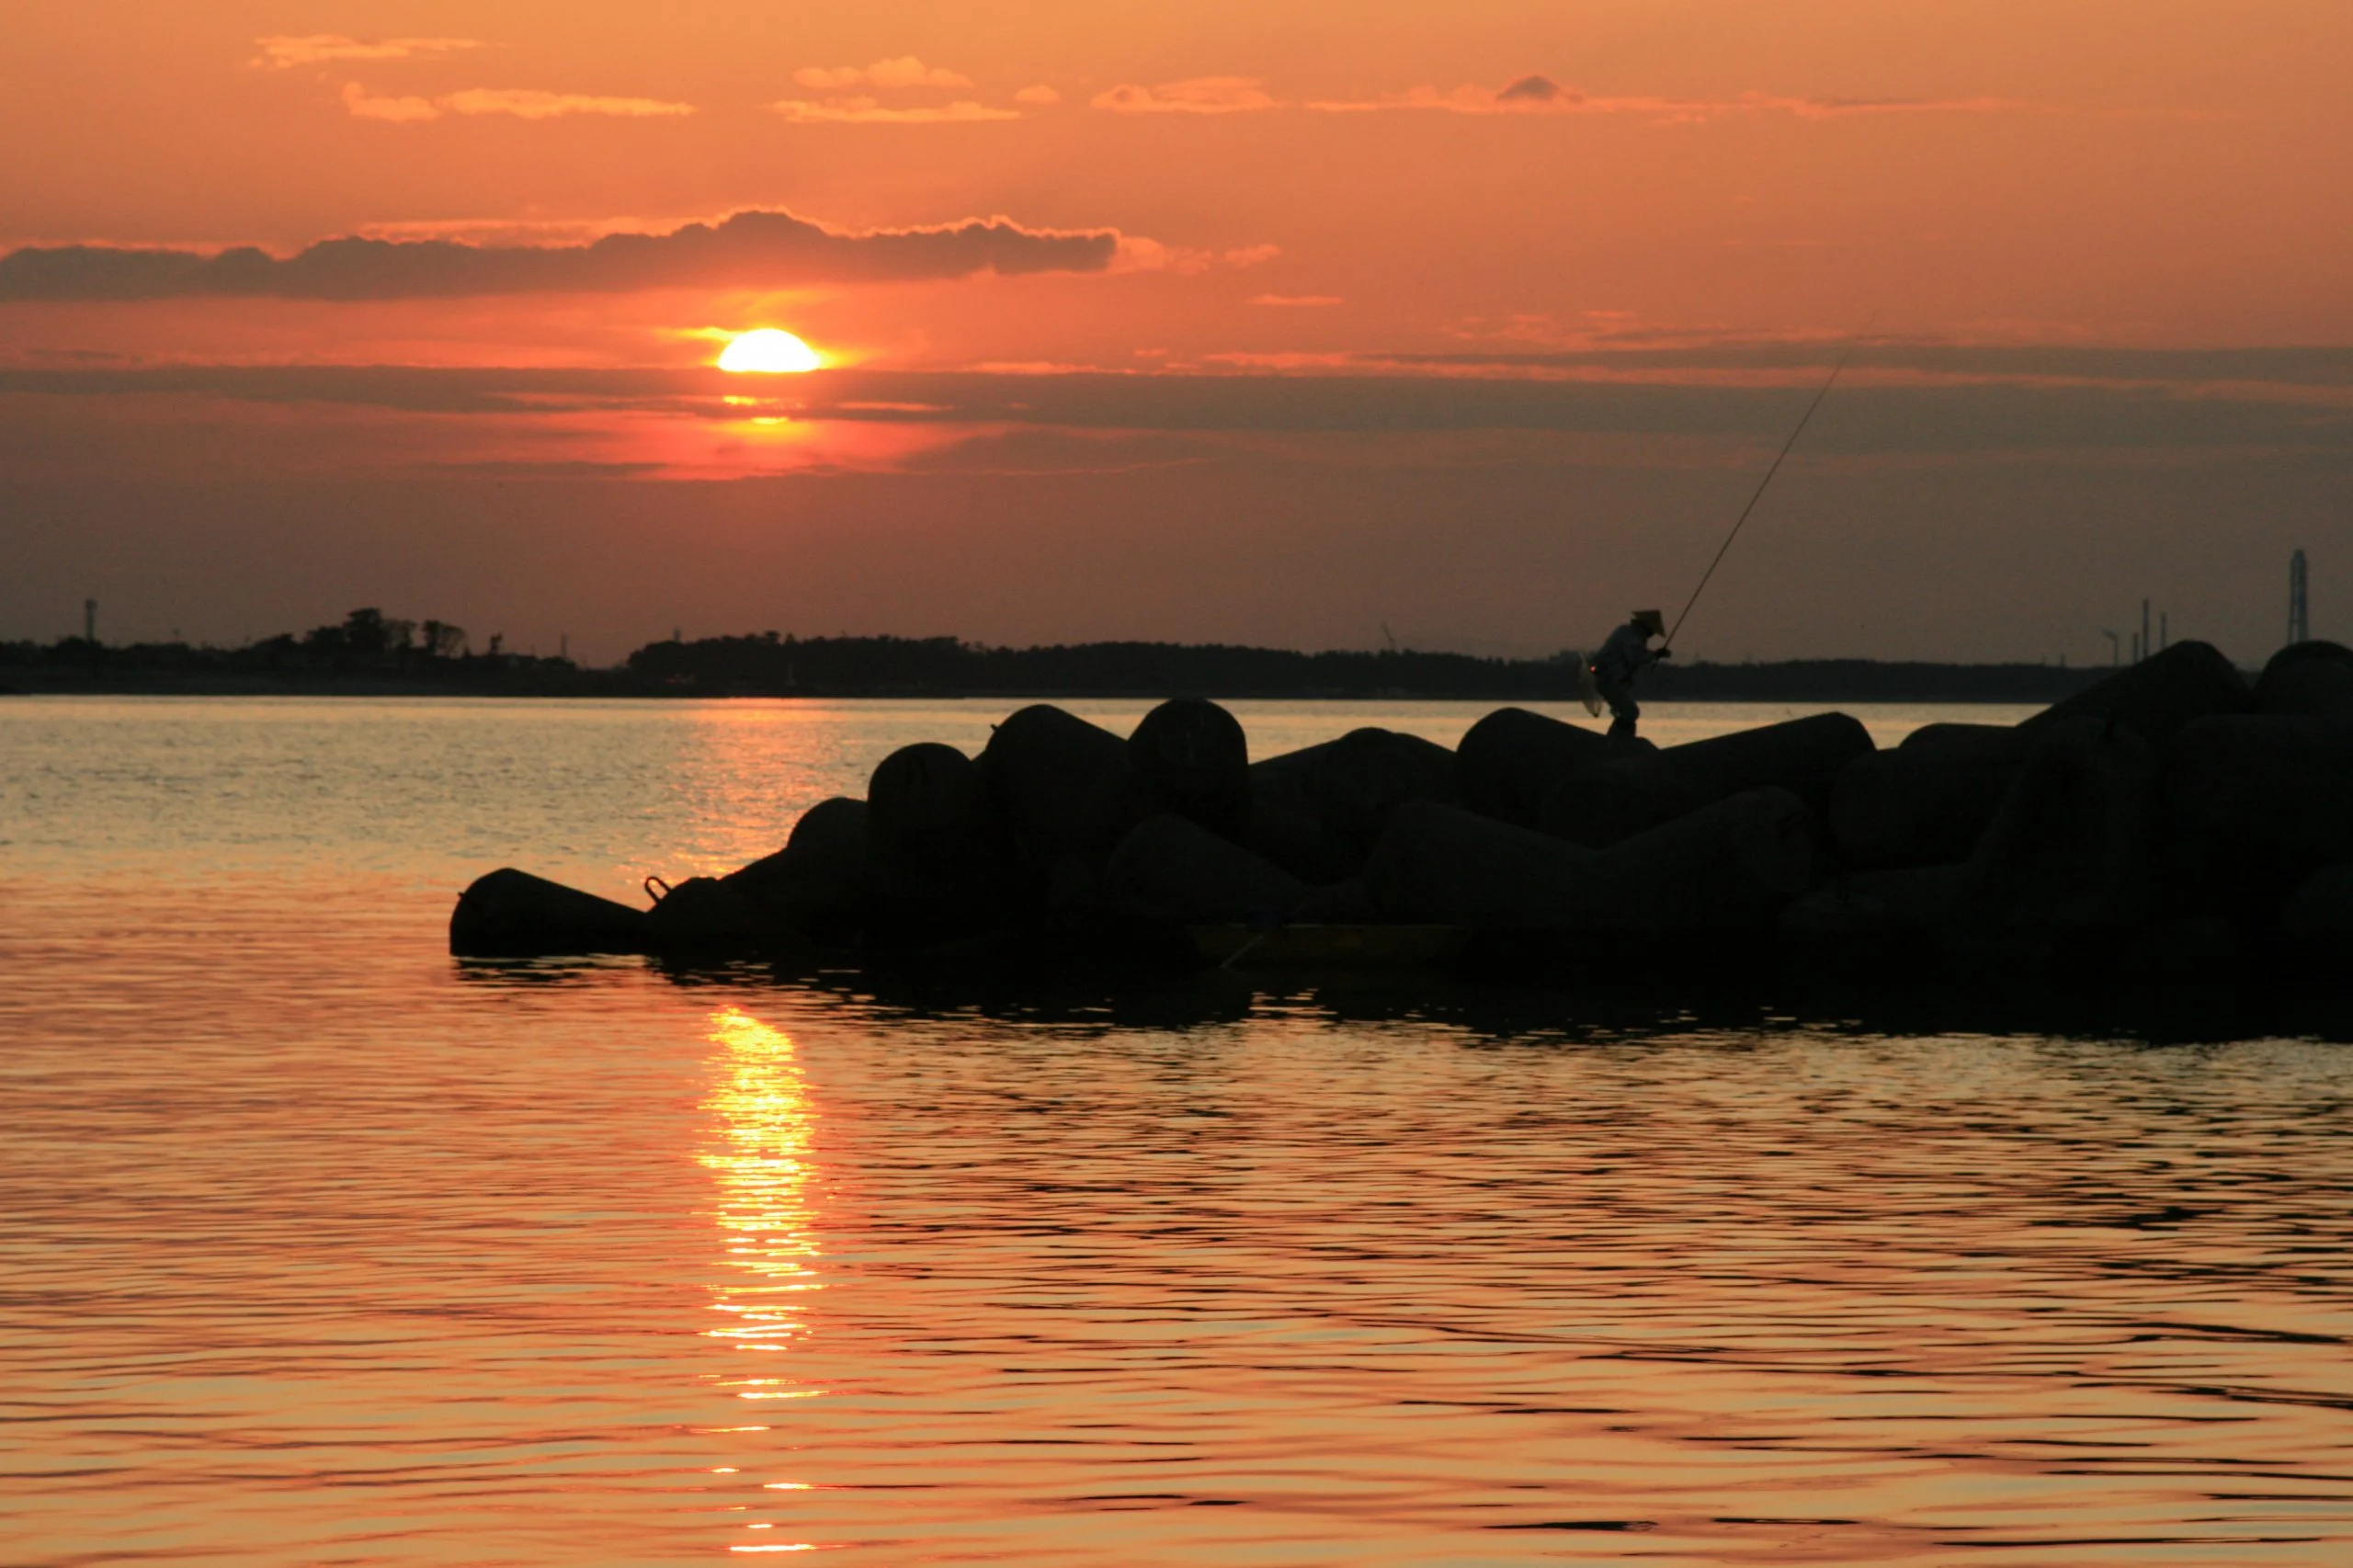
1662 326 1870 652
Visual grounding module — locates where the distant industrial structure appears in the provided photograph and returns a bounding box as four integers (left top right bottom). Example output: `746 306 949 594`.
2122 597 2169 665
2290 549 2310 645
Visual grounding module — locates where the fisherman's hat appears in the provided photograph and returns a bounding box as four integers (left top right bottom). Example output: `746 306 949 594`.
1633 608 1665 635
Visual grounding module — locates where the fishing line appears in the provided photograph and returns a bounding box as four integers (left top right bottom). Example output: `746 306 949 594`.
1663 324 1872 651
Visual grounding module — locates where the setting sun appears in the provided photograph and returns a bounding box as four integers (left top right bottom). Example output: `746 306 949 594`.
718 329 822 373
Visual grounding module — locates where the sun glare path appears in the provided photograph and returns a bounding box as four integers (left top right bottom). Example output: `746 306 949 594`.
719 329 823 373
699 1006 821 1368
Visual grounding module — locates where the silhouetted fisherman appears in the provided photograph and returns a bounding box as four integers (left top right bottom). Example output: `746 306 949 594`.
1591 609 1670 739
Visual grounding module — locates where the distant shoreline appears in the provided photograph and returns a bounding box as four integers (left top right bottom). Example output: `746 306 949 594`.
5 614 2141 704
2 663 2116 704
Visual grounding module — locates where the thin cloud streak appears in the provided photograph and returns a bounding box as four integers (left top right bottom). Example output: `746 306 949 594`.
767 98 1019 124
7 357 2347 459
1092 78 1279 114
0 210 1122 301
443 89 696 119
252 35 481 69
341 84 696 121
793 58 974 89
1308 75 2017 122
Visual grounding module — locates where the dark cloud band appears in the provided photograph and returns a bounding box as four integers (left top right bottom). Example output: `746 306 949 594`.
0 210 1121 301
4 352 2349 456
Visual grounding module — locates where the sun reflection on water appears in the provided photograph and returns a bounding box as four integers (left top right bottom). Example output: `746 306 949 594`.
699 1006 822 1377
699 1006 825 1553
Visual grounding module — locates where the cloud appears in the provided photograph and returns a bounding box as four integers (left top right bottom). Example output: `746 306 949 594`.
1013 85 1061 107
443 89 695 119
0 210 1122 301
7 352 2350 460
1091 78 1279 115
252 35 481 69
793 57 975 90
1496 74 1566 104
1251 294 1343 307
1111 237 1282 275
1307 78 2015 122
342 84 440 123
767 97 1019 124
339 83 695 121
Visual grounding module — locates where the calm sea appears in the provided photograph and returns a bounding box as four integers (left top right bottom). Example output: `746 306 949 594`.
5 697 2350 1566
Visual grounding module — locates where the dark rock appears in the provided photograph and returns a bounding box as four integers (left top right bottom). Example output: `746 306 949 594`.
1900 722 2018 753
1581 786 1819 935
2165 715 2353 917
1778 862 1971 960
1540 711 1872 847
1242 728 1455 879
1317 728 1457 858
868 742 992 878
1456 706 1614 827
1362 801 1600 926
867 743 1008 944
2281 862 2353 967
1365 787 1814 934
1958 717 2159 956
1830 724 2032 869
726 796 869 935
2028 639 2250 744
978 704 1135 890
646 874 787 951
1100 812 1303 925
449 867 650 957
1288 875 1378 924
2256 642 2353 718
1129 698 1251 836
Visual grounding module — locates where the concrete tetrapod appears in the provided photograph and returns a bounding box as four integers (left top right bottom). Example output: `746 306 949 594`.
647 874 790 951
1100 812 1305 926
1129 698 1251 837
1958 717 2159 960
1576 786 1820 937
1540 711 1872 848
1777 863 1971 962
1313 728 1458 860
2281 862 2353 969
449 867 650 957
1365 787 1815 936
2165 715 2353 918
1242 728 1456 881
1240 752 1347 883
869 744 995 881
1829 723 2034 869
978 704 1136 893
1455 707 1616 828
725 796 869 937
2256 642 2353 718
865 742 1004 945
1360 801 1600 927
2027 639 2251 744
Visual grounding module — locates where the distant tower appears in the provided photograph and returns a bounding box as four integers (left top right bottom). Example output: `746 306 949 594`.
84 598 96 643
2289 550 2310 645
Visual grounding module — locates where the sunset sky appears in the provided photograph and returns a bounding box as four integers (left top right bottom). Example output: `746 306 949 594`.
6 2 2349 663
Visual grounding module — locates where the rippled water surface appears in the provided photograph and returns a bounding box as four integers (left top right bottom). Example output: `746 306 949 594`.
5 697 2351 1566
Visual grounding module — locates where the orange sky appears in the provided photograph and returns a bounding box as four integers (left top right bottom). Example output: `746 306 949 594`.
4 2 2349 661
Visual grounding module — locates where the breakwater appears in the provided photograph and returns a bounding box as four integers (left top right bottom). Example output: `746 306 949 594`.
453 639 2353 990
